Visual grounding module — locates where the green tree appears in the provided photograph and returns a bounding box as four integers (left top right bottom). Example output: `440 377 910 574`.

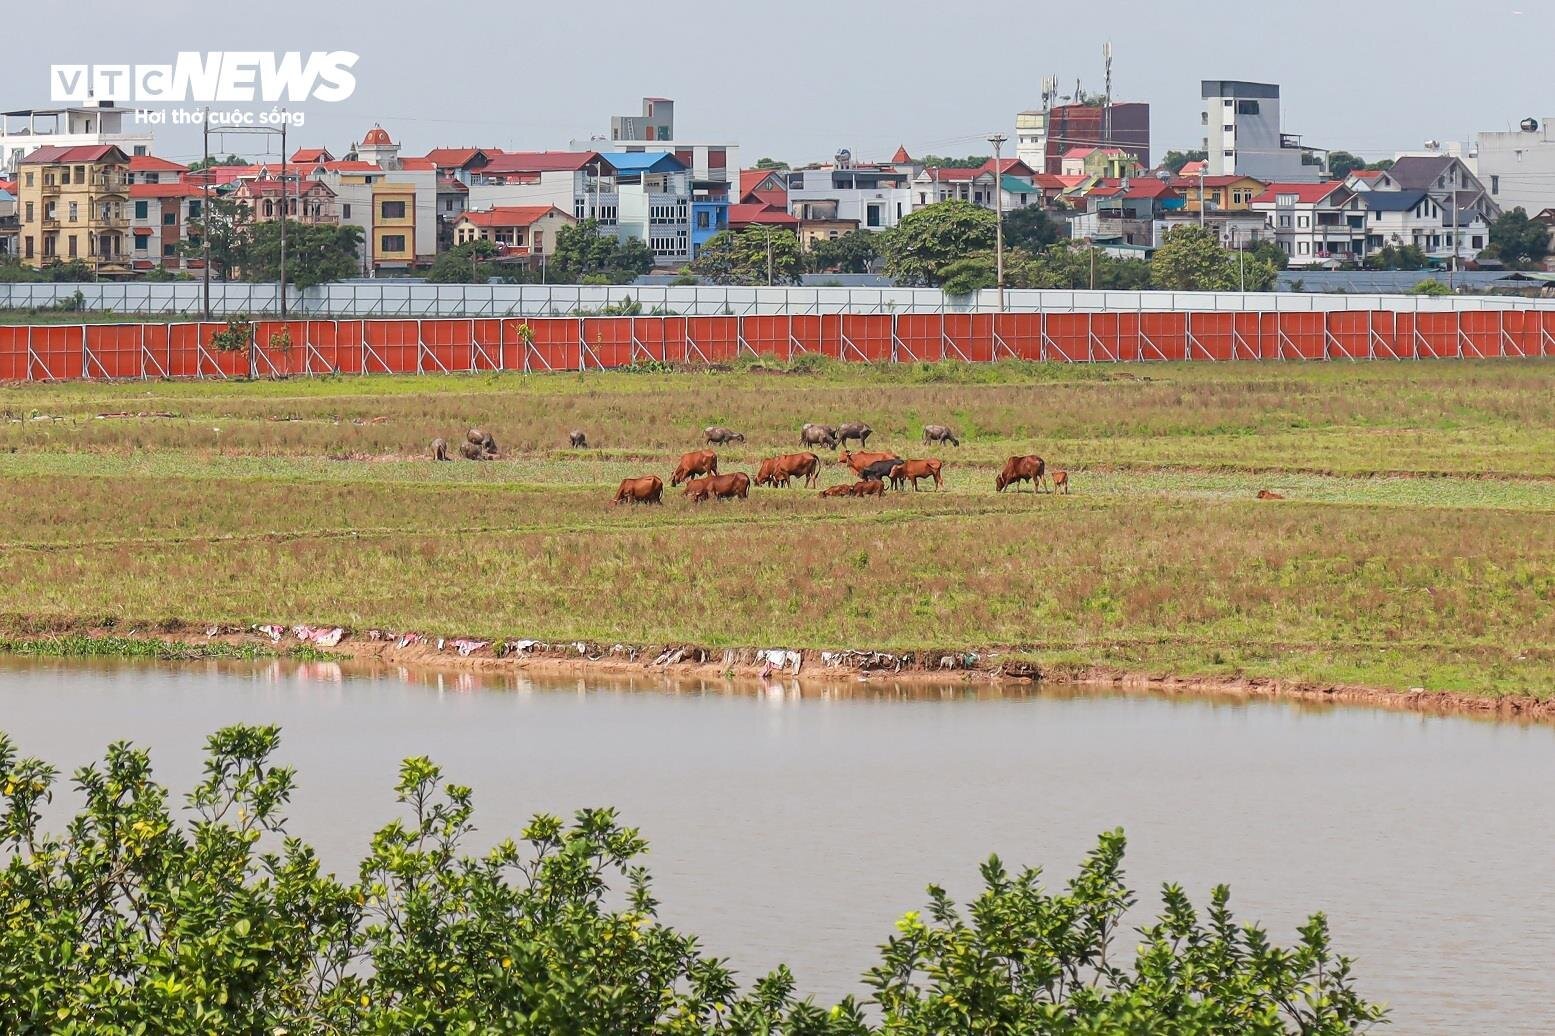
1409 278 1455 295
550 219 655 283
881 200 998 286
1249 238 1289 271
1486 207 1551 268
426 238 500 283
1001 205 1062 253
754 157 789 170
691 227 802 285
918 154 990 169
0 727 1387 1035
244 220 364 290
188 154 249 172
1364 243 1429 271
806 229 879 273
1150 224 1279 291
1326 150 1368 179
185 196 254 282
1161 149 1208 175
1007 242 1152 290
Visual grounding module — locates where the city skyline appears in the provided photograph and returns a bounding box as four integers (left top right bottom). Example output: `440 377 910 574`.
2 0 1549 167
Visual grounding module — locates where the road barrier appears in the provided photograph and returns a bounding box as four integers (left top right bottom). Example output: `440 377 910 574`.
3 309 1555 381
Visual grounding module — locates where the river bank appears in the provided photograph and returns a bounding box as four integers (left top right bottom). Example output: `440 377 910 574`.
4 618 1552 724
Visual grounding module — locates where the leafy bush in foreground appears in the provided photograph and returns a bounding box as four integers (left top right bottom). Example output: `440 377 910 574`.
0 727 1385 1033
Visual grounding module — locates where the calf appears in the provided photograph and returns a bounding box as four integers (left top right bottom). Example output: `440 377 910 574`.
818 484 854 498
1052 470 1070 494
430 437 450 461
852 478 886 497
671 449 719 487
568 429 588 448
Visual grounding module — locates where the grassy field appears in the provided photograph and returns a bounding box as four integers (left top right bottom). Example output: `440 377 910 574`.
4 356 1555 698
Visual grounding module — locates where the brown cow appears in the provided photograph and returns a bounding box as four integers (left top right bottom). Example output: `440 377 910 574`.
837 448 901 477
766 451 821 488
755 457 779 487
1052 470 1070 494
888 458 944 492
852 479 886 497
685 472 750 502
1256 489 1285 500
671 449 719 486
614 476 663 505
995 455 1046 493
818 484 854 498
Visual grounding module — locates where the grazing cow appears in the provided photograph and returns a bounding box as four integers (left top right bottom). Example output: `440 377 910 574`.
1052 470 1070 494
467 428 498 457
837 421 872 448
430 437 450 461
838 449 901 477
1256 489 1285 500
995 455 1047 493
707 472 751 500
569 429 588 448
889 458 944 492
818 484 854 498
614 476 664 505
801 423 840 449
458 441 486 461
922 424 960 447
671 449 719 487
704 425 746 445
852 478 886 497
761 451 821 488
859 458 899 486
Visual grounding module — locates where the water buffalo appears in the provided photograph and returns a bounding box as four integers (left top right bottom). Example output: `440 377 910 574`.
995 455 1047 493
859 458 899 485
614 476 664 505
430 437 450 461
458 441 487 461
889 458 944 492
1052 470 1070 494
801 423 839 449
704 425 746 445
671 449 719 487
569 429 588 448
852 478 886 497
467 428 498 457
838 449 901 477
818 484 854 498
837 422 872 448
922 424 960 447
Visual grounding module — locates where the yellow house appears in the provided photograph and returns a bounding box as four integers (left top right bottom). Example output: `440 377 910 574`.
1060 147 1143 180
1177 175 1268 213
454 206 576 269
372 181 417 266
16 144 131 276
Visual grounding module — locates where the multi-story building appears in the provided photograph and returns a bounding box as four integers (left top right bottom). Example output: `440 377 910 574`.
128 155 188 185
129 179 204 273
609 98 674 143
788 157 912 233
230 178 339 225
15 144 132 275
1476 118 1555 218
1059 147 1143 180
598 151 696 263
1 100 153 174
308 126 438 273
1015 101 1150 175
453 205 576 270
1174 174 1268 214
469 151 610 219
1071 178 1180 247
1250 182 1367 267
1201 81 1321 183
0 180 17 258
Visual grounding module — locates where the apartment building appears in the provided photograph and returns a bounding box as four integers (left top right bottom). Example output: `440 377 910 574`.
1476 118 1555 219
1201 81 1320 183
788 157 912 233
15 144 132 275
1 100 153 174
129 179 204 273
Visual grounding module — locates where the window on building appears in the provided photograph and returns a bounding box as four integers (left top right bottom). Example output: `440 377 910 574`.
533 231 544 253
134 145 147 157
696 211 710 229
1223 150 1234 159
23 172 33 187
188 235 201 248
68 202 78 222
163 211 176 226
134 200 148 220
188 200 201 218
68 235 77 257
1223 124 1234 133
1279 215 1291 228
162 243 176 257
341 203 351 219
1299 242 1309 254
24 237 33 258
381 234 406 252
1236 100 1260 115
866 204 882 228
1473 236 1484 249
1491 175 1499 195
24 202 33 223
73 166 85 182
381 200 406 219
134 233 150 251
1298 215 1309 227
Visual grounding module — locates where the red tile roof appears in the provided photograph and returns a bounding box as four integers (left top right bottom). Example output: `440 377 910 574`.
983 157 1037 178
1349 169 1385 181
729 203 798 227
1250 182 1348 205
740 168 787 199
1172 174 1266 189
290 148 334 163
398 157 436 171
1088 177 1175 200
481 151 601 175
129 155 189 173
361 125 394 147
19 144 127 165
437 175 468 193
460 205 569 227
922 167 991 181
130 182 203 199
891 145 913 164
422 147 494 168
234 179 336 198
1179 160 1207 177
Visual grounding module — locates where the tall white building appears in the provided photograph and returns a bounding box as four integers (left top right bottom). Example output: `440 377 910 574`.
1201 81 1320 183
1476 118 1555 218
0 100 154 174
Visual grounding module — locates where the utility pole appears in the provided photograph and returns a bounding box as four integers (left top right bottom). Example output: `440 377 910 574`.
279 115 288 318
988 133 1007 311
1199 163 1206 229
202 106 211 320
1449 190 1458 292
765 228 774 287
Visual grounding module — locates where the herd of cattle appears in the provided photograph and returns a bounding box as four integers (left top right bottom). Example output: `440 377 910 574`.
608 422 1070 506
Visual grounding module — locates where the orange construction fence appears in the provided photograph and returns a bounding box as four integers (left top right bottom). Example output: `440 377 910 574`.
4 310 1555 381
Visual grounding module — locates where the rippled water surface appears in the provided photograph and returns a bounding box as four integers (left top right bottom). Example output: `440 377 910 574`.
3 658 1552 1033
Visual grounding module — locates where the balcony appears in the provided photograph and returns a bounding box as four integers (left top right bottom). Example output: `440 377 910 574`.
40 182 61 195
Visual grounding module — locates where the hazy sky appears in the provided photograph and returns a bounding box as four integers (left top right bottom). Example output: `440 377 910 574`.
5 0 1550 167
